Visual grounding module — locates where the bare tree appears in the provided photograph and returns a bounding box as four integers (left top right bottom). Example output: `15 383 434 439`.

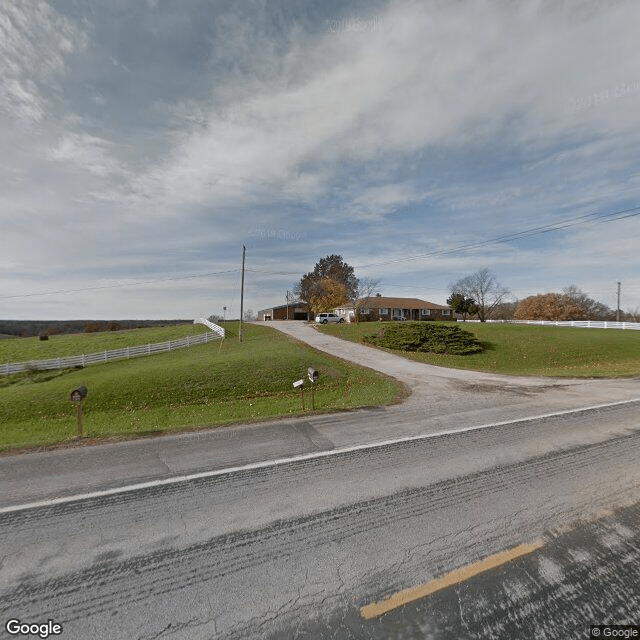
624 307 640 322
450 268 510 322
353 278 382 323
561 285 615 320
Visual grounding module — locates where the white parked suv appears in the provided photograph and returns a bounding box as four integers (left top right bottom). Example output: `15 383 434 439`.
315 312 344 324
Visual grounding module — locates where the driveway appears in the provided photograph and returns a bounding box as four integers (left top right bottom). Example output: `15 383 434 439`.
265 320 640 427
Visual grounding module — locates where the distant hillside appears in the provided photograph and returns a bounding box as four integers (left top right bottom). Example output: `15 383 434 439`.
0 320 192 338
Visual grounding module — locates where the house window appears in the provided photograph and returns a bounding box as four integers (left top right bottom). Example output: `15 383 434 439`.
421 309 431 316
379 308 389 315
442 309 451 316
360 308 371 315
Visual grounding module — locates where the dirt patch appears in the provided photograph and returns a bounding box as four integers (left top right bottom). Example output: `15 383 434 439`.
448 379 565 397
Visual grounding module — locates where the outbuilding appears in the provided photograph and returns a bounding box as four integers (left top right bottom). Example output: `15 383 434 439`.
258 302 310 321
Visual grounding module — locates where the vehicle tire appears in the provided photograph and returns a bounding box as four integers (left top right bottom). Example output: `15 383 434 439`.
322 319 327 324
339 318 345 323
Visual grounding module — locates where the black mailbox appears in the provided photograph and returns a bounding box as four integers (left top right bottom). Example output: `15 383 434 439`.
307 367 319 382
70 386 88 403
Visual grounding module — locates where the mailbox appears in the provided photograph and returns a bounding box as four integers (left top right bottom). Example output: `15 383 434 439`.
70 386 88 403
293 379 304 388
307 367 319 382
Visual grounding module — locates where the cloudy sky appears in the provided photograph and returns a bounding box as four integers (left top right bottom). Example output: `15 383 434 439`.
2 0 640 320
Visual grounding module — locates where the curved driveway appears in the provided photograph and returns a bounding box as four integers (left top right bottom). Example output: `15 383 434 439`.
266 320 640 425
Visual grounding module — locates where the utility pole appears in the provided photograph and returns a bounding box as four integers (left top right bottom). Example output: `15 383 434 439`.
617 281 621 322
286 290 291 320
239 245 246 342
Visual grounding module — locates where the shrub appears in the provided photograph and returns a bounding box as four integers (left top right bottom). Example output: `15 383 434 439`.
363 322 483 355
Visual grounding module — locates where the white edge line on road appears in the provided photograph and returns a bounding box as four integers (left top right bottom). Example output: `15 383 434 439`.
2 398 639 515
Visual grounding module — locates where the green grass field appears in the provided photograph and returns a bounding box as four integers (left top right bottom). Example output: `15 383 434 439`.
319 321 640 378
0 322 211 363
0 322 404 452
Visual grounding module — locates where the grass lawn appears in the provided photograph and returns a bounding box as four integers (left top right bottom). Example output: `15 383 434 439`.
0 322 212 363
0 323 404 453
318 321 640 378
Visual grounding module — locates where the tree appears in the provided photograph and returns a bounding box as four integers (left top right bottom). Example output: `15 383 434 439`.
446 292 478 322
295 255 359 305
514 293 584 320
307 278 348 314
353 277 382 323
623 307 640 322
450 268 510 322
514 287 615 321
562 286 615 320
491 300 518 320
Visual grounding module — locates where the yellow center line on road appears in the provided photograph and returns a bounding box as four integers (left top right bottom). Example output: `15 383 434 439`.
360 539 545 620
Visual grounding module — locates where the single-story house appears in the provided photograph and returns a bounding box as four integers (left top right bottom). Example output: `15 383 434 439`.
334 296 453 322
258 302 310 321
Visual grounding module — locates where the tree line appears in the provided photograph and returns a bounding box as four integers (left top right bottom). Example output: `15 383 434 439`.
447 272 635 322
291 255 637 323
0 320 192 339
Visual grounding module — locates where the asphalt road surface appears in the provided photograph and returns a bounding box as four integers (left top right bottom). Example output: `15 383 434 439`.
2 401 640 639
2 322 640 639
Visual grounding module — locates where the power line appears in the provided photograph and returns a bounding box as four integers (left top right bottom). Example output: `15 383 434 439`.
3 203 639 301
0 269 240 300
353 205 640 269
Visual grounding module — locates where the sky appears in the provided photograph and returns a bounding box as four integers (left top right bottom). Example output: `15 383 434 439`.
2 0 640 320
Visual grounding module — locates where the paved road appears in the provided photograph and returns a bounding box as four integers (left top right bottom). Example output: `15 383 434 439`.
2 402 640 639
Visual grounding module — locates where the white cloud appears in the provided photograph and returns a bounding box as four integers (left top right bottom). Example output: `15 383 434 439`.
48 132 122 177
2 0 640 317
0 2 87 123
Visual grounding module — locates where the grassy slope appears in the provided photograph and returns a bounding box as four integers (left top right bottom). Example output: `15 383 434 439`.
319 322 640 378
0 323 403 452
0 323 211 363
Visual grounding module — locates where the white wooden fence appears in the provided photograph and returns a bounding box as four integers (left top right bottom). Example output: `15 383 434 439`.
466 319 640 330
194 317 226 337
2 322 225 376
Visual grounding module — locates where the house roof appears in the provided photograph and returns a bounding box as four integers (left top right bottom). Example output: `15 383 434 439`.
352 296 450 310
258 301 309 313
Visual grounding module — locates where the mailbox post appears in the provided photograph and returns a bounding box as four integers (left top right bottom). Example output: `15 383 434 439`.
70 386 88 437
307 367 319 409
293 379 305 410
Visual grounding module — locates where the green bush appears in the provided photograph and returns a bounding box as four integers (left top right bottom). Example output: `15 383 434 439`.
363 322 483 355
